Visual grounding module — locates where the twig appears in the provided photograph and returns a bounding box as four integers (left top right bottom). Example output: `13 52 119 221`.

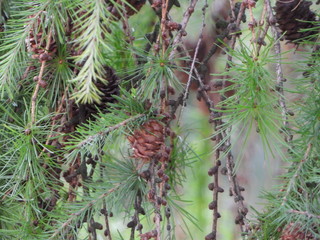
256 2 268 55
265 0 292 143
102 199 112 240
75 114 145 148
49 184 120 239
160 0 170 114
226 1 246 65
221 2 250 233
179 44 227 239
30 28 53 125
39 86 69 158
169 0 199 60
201 30 229 68
178 0 208 122
225 152 249 232
288 209 320 219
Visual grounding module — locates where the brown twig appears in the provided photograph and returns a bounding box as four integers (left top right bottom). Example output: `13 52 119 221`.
288 209 320 219
75 114 145 149
256 2 268 55
102 199 112 240
169 0 199 60
49 184 120 239
178 0 208 122
30 29 53 124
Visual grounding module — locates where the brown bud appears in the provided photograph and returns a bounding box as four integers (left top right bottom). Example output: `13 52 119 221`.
39 53 52 61
209 201 217 210
205 231 216 240
208 166 218 176
217 187 224 193
92 222 103 230
137 223 143 231
38 80 48 88
220 167 227 175
127 220 137 228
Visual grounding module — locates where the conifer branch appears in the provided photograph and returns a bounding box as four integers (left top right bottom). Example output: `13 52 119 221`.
75 113 145 149
288 209 320 219
0 4 48 98
31 28 53 124
50 184 120 239
179 0 208 121
169 0 199 60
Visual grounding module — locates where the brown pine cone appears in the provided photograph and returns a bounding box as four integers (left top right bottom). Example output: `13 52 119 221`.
80 66 120 120
274 0 317 43
281 222 316 240
128 120 165 161
106 0 146 20
25 12 57 57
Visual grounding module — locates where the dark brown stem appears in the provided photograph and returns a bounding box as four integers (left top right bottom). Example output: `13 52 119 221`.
31 29 52 125
169 0 199 60
288 209 320 219
102 199 112 240
50 184 120 239
179 1 208 121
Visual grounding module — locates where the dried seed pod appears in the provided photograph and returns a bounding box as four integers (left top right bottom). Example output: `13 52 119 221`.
91 222 103 230
127 219 137 228
137 223 143 231
280 222 316 240
164 182 171 190
38 80 48 88
220 167 227 175
166 224 171 231
217 187 224 193
208 201 217 210
208 166 218 176
235 215 243 224
137 207 146 215
208 183 214 191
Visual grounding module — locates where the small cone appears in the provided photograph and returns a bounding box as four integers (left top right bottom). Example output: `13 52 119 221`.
281 223 316 240
106 0 146 19
25 12 56 57
128 120 164 161
275 0 317 43
80 66 120 120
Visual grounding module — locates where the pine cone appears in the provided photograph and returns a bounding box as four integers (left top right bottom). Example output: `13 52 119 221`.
275 0 317 43
80 66 120 119
281 223 316 240
128 120 165 161
106 0 146 19
25 12 57 58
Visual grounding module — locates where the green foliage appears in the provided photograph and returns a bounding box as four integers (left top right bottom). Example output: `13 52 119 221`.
0 1 319 239
212 39 288 162
254 27 320 239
